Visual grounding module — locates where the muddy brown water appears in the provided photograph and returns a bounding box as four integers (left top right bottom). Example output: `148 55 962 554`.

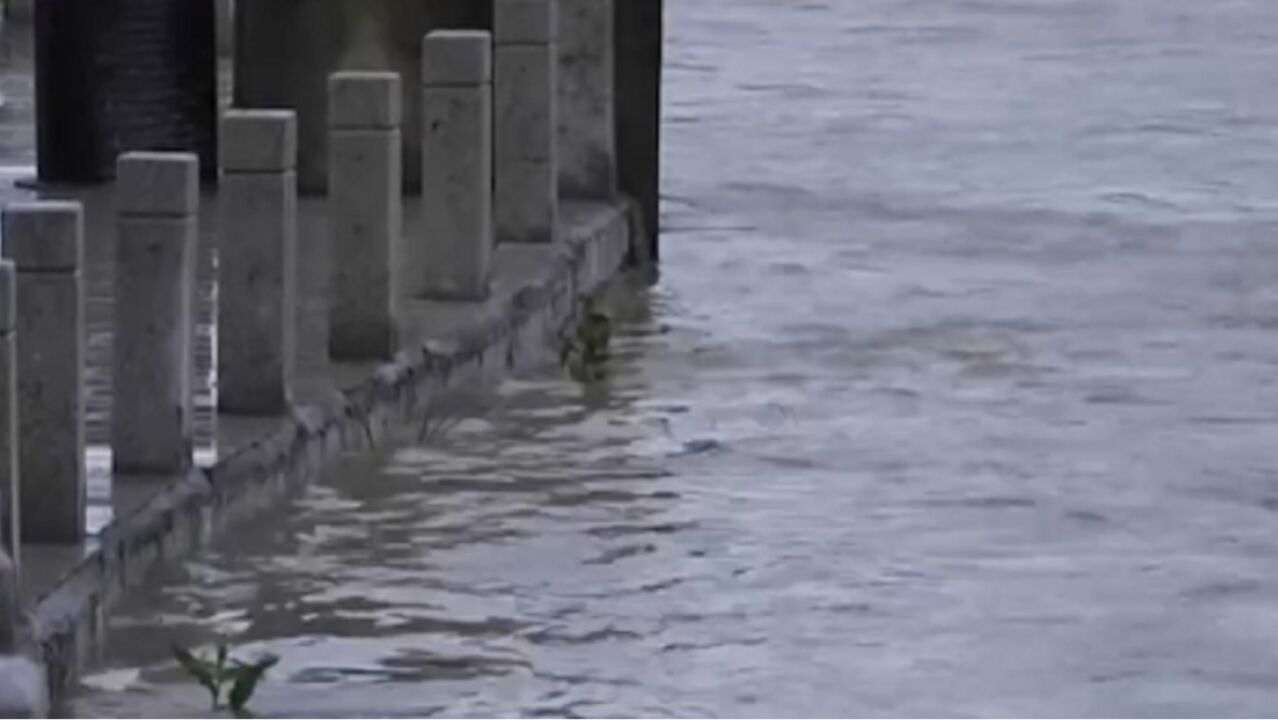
66 0 1278 715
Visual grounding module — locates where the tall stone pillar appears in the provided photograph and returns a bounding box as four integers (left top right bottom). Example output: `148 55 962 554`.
495 0 559 245
557 0 616 199
417 31 494 301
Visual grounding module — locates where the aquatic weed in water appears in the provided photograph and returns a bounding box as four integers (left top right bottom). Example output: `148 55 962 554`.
171 639 279 716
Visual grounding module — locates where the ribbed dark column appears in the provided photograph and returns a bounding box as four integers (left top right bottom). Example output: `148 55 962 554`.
615 0 663 263
35 0 217 184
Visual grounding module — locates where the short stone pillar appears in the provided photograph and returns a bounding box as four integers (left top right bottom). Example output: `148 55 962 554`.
218 111 298 413
0 549 16 653
557 0 616 199
328 72 402 360
418 30 494 301
2 202 85 543
0 263 17 564
495 0 559 245
114 153 199 475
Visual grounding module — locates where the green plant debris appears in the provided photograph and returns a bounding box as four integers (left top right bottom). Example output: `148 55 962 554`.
561 295 613 382
171 640 279 716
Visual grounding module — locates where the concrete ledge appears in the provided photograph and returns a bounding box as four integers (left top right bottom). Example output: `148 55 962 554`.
29 198 637 710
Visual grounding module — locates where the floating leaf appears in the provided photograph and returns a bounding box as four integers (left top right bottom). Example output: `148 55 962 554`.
171 645 219 709
227 654 279 714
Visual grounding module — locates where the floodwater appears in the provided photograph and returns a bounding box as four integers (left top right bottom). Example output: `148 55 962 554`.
74 0 1278 716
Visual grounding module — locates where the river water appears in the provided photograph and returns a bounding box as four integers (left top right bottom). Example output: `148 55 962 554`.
74 0 1278 716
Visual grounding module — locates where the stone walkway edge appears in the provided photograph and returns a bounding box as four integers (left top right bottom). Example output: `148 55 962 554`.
28 199 637 709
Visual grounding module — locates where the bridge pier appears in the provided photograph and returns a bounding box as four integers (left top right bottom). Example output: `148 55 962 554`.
33 0 216 183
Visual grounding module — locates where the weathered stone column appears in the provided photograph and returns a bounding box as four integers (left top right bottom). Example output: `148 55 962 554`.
495 0 559 245
219 111 298 413
328 72 402 360
418 31 494 301
114 153 198 475
558 0 616 199
0 263 17 564
2 202 85 543
615 0 664 262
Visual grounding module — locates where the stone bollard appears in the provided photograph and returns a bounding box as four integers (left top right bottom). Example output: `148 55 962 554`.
328 72 402 360
2 202 85 543
114 152 199 475
557 0 617 199
0 549 15 654
418 30 494 301
219 111 298 414
495 0 559 245
0 550 42 719
0 262 17 564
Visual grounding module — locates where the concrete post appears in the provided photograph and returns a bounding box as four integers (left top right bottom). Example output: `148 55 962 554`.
557 0 616 199
328 72 402 360
0 263 17 565
614 0 664 262
0 549 16 654
2 202 85 543
495 0 559 245
114 153 198 475
218 111 298 414
417 30 494 301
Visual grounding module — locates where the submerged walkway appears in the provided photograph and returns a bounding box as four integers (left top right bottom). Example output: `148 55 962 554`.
0 19 630 626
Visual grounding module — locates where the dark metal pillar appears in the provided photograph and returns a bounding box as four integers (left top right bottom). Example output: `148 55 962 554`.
615 0 663 264
35 0 218 183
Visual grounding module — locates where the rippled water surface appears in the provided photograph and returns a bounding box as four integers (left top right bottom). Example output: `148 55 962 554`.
75 0 1278 716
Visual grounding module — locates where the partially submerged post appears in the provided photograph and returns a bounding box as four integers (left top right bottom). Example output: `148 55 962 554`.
328 72 402 360
218 111 299 413
418 30 494 300
0 262 17 565
558 0 617 200
114 153 199 475
2 202 85 543
495 0 559 245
